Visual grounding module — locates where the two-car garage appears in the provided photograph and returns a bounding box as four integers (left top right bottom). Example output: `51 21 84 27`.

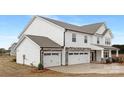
43 50 90 67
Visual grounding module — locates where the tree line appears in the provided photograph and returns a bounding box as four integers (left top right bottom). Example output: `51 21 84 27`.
112 45 124 54
0 48 10 56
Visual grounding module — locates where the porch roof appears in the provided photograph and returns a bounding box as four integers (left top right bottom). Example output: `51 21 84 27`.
66 47 90 51
94 44 120 50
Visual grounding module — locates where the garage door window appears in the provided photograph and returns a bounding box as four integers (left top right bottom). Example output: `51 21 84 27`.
52 53 59 55
44 53 51 56
74 53 78 55
80 53 84 55
69 53 73 55
84 53 88 55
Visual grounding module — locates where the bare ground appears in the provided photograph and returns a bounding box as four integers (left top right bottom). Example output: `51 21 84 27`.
0 55 124 77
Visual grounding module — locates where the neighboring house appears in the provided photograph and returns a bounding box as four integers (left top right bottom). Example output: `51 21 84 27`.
15 16 119 67
9 43 17 56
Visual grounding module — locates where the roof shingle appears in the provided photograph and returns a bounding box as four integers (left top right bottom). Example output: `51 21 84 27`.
39 16 104 34
26 35 61 48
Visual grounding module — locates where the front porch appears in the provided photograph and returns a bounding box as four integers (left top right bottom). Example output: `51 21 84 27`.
90 45 119 63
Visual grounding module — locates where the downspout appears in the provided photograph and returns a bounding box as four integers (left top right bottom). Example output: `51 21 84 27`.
64 29 68 66
40 47 44 68
63 29 67 47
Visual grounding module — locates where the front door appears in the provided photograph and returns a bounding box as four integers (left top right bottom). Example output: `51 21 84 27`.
90 51 96 62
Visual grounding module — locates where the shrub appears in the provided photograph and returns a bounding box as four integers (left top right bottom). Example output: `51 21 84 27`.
106 58 112 64
112 57 120 63
112 58 116 63
118 58 124 63
12 58 16 62
38 63 44 70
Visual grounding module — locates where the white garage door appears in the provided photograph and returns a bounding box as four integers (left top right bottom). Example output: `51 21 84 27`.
43 51 61 67
68 51 90 65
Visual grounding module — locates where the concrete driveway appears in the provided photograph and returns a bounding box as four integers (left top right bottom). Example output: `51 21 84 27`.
48 63 124 74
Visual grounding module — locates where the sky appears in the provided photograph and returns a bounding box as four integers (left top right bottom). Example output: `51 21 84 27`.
0 15 124 49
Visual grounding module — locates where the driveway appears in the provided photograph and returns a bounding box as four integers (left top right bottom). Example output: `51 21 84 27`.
48 63 124 74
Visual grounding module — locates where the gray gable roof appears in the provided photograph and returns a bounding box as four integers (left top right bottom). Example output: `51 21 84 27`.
27 35 61 48
39 16 104 34
80 22 105 34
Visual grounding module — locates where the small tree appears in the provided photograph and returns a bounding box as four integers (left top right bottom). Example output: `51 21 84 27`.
38 63 44 70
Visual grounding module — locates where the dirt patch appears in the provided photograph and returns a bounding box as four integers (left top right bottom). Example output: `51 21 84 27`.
1 55 124 77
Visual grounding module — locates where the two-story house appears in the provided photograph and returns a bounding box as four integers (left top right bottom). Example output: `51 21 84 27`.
15 16 119 67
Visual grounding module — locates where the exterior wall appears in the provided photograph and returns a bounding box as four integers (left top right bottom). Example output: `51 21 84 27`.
65 30 92 47
9 43 17 56
10 50 16 56
92 32 112 46
91 35 102 45
103 31 112 46
21 17 65 46
16 37 40 67
65 29 112 48
96 50 101 62
62 47 66 65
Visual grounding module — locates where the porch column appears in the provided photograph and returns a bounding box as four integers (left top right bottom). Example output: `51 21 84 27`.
109 50 112 58
116 49 119 57
101 50 104 58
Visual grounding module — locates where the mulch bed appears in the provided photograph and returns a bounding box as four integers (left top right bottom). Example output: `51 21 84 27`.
31 68 49 73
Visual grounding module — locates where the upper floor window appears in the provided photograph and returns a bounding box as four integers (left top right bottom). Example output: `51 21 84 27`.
84 36 88 43
105 38 111 45
97 37 100 44
72 33 76 42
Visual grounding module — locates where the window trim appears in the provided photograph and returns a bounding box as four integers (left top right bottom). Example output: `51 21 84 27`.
84 36 88 43
72 33 76 42
97 37 100 44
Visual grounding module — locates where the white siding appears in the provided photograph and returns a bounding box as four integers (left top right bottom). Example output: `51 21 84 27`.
22 17 65 46
103 31 112 46
16 37 40 67
65 30 92 47
96 50 101 62
62 47 66 65
91 35 104 45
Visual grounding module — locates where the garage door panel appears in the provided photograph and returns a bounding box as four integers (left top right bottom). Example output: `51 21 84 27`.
43 51 61 67
68 51 90 65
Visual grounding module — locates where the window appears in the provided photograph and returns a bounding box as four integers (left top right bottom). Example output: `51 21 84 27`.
97 37 100 44
72 33 76 42
108 38 111 45
84 36 88 43
105 38 111 45
104 51 109 58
